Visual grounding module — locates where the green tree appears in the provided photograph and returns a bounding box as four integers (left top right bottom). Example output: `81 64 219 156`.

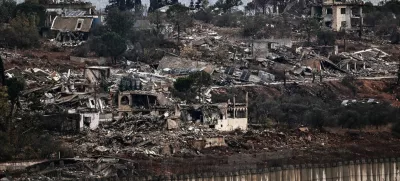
91 32 126 64
14 2 46 27
382 0 400 15
5 77 25 136
3 13 40 48
0 87 9 132
0 56 5 86
244 2 256 15
148 11 162 34
105 8 135 38
302 17 320 45
213 0 242 13
317 30 336 46
148 0 163 12
0 0 17 24
106 0 136 11
174 71 212 92
6 77 25 117
254 0 269 14
304 108 327 129
166 4 191 42
174 77 194 92
194 8 214 23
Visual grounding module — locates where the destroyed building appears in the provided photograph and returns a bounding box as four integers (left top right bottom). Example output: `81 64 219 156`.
51 16 95 44
117 91 172 118
251 39 293 59
181 95 248 131
44 1 96 27
312 0 363 31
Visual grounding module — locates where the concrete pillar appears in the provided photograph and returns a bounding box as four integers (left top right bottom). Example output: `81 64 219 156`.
239 170 246 181
256 169 263 181
326 163 332 181
275 167 282 181
354 62 357 71
287 165 295 181
307 164 313 181
379 159 385 181
262 168 269 181
319 164 326 181
360 159 367 181
195 173 202 181
232 171 239 181
312 164 319 181
359 6 363 25
396 158 400 181
245 170 252 181
349 161 356 181
390 158 396 181
291 165 298 181
269 167 276 181
200 173 207 181
301 164 307 181
343 161 350 181
372 159 378 181
282 166 289 181
338 162 344 181
365 159 372 181
355 160 361 181
189 174 196 181
384 158 390 181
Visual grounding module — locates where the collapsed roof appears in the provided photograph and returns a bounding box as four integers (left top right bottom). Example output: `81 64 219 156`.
51 16 94 32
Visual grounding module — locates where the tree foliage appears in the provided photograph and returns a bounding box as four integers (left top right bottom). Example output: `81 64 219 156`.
0 0 17 24
247 92 399 130
0 87 9 131
107 0 135 11
166 4 192 42
105 8 135 38
90 32 126 63
14 2 46 27
174 71 212 92
2 13 40 48
302 17 320 44
194 8 214 23
254 0 269 14
148 0 179 12
126 29 165 64
317 30 336 46
213 0 242 13
0 56 5 86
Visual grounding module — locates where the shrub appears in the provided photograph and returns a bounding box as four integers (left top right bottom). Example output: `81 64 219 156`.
341 75 357 96
194 9 214 23
317 30 336 46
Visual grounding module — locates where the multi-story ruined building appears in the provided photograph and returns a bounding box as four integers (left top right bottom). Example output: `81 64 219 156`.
312 0 363 31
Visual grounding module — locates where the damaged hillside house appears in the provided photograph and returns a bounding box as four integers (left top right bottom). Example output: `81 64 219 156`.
117 91 172 118
182 95 249 131
50 7 101 44
312 0 363 31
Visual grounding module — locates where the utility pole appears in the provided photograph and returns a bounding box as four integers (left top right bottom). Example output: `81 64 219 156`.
397 59 400 85
94 82 98 112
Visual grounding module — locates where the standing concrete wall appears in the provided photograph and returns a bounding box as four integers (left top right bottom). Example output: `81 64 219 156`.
10 158 400 180
123 158 400 181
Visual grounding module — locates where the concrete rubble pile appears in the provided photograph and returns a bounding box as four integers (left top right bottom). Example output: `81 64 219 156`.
72 114 223 158
336 48 397 76
19 158 139 180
